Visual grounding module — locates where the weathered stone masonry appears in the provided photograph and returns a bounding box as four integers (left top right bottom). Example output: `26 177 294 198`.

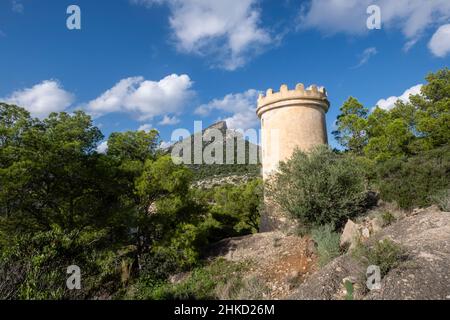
257 83 330 231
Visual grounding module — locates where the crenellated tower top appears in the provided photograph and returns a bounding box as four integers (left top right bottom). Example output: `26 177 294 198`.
257 83 330 118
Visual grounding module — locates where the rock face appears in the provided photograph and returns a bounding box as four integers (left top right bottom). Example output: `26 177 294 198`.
366 208 450 300
291 207 450 300
340 219 360 250
206 232 317 299
340 216 385 250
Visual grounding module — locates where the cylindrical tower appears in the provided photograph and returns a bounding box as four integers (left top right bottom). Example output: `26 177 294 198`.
257 83 330 231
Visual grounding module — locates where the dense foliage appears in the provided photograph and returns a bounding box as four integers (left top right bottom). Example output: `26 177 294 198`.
269 145 370 229
333 68 450 160
332 68 450 209
0 103 262 299
374 145 450 209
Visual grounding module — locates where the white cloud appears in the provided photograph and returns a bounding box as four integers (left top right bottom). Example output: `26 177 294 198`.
86 74 194 121
4 80 74 118
299 0 450 50
159 140 173 149
12 0 24 13
428 24 450 57
131 0 271 70
376 84 423 111
159 115 180 126
196 89 260 130
96 141 108 154
138 123 153 132
353 47 378 68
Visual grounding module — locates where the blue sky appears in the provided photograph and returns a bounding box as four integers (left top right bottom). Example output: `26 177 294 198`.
0 0 449 149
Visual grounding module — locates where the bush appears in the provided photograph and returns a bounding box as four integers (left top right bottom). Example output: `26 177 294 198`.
216 277 270 300
269 146 369 229
430 189 450 211
311 224 341 266
192 179 263 239
344 280 354 300
381 211 396 227
375 146 450 209
0 227 123 300
131 258 249 300
353 239 406 277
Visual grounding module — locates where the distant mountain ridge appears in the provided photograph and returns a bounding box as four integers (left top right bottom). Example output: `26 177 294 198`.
166 121 262 181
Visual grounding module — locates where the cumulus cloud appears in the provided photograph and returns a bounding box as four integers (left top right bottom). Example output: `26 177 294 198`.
159 140 173 149
131 0 271 70
428 24 450 57
375 84 423 111
299 0 450 50
195 89 260 130
3 80 74 118
159 115 180 126
138 123 153 132
86 74 194 121
96 141 108 154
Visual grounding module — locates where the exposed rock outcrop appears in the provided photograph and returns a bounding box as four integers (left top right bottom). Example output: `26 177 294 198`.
291 206 450 300
207 232 317 299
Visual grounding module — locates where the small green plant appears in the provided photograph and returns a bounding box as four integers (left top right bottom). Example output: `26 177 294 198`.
311 224 341 267
221 276 270 300
381 211 396 227
430 189 450 211
353 239 406 277
131 258 250 300
286 272 303 290
344 280 354 300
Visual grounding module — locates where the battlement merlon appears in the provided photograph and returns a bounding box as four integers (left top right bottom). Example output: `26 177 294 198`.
257 84 330 118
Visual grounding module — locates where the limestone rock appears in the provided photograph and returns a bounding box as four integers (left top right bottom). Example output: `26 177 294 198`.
361 227 370 239
340 219 360 250
291 206 450 300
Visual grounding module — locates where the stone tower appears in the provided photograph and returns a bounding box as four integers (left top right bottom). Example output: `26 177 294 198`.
257 83 330 231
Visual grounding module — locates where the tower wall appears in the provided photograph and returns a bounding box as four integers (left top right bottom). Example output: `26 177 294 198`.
257 83 330 231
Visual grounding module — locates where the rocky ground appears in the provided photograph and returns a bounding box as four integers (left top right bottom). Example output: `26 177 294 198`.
208 231 318 299
208 205 450 300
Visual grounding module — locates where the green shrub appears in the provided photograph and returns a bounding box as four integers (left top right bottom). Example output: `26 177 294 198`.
132 258 249 300
0 226 123 300
311 224 341 266
192 179 263 238
375 146 450 209
381 211 396 227
269 145 369 229
231 276 270 300
344 280 354 300
353 239 406 277
430 189 450 211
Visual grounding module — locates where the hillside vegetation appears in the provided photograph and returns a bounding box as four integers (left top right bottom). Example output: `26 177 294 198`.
166 120 261 181
0 104 262 299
